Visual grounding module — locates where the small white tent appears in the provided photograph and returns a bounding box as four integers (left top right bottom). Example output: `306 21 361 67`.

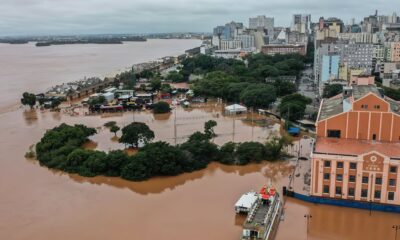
225 104 247 114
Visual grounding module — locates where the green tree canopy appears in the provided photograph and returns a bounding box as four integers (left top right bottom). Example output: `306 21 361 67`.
193 71 239 97
265 136 292 160
160 84 172 93
104 121 117 128
51 98 62 109
140 69 154 79
21 92 36 109
105 150 129 176
279 93 312 121
272 79 297 97
236 142 266 165
150 78 162 91
322 84 343 98
166 71 184 82
383 86 400 101
153 101 171 114
110 125 120 136
119 122 155 147
204 120 217 139
240 84 277 108
121 152 150 181
179 131 219 168
225 82 250 102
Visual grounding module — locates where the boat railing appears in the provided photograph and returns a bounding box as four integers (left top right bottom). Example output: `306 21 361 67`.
246 198 261 223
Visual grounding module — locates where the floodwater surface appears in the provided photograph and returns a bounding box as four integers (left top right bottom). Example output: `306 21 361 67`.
0 107 399 240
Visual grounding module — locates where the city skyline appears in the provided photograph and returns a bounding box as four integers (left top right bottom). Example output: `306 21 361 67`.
0 0 397 36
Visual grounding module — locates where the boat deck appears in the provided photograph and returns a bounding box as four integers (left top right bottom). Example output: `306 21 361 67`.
251 203 270 225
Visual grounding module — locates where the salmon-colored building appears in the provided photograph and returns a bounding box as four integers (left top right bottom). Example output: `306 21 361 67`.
311 84 400 205
350 75 375 86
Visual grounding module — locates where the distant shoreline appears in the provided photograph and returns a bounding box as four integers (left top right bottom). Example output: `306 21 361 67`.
35 37 147 47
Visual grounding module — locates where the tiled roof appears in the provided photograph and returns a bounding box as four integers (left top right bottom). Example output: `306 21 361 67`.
318 85 400 121
318 94 344 121
314 137 400 159
352 85 382 100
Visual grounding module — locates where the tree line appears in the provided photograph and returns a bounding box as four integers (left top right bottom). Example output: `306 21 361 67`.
35 121 292 181
185 54 306 110
178 54 311 121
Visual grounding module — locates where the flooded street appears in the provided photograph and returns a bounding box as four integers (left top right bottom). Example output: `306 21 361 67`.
0 42 399 240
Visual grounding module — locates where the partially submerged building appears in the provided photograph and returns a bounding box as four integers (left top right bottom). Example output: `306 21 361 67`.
311 82 400 206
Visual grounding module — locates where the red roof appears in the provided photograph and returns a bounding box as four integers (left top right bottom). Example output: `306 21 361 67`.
314 137 400 158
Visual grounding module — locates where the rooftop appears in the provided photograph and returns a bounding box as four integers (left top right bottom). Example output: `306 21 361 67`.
352 85 382 100
318 85 400 121
318 94 344 121
314 137 400 159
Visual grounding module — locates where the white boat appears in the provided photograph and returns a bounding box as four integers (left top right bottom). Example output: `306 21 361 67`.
235 186 282 240
235 192 259 214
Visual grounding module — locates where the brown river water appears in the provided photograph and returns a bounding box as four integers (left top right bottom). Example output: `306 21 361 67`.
0 41 399 240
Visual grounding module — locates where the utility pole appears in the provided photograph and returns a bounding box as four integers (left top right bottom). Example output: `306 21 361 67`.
251 107 254 141
174 107 177 146
393 225 400 240
304 214 312 240
286 105 291 130
232 104 236 142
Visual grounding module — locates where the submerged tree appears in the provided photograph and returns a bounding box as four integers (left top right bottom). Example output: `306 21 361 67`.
110 125 120 136
153 101 171 114
204 120 217 139
21 92 36 109
119 122 155 147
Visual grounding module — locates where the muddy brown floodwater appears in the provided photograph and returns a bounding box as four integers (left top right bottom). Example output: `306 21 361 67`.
0 105 399 240
0 42 399 240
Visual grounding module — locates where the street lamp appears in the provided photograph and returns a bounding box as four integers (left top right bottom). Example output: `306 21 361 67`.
393 225 400 240
304 214 312 240
369 200 372 216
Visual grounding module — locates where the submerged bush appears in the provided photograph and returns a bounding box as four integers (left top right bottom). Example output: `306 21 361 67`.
33 122 290 182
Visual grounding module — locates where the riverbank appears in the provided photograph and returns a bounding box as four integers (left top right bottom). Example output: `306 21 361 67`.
35 36 147 47
0 39 202 112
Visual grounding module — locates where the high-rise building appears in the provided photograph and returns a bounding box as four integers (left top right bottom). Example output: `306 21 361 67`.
321 54 340 83
291 14 311 34
388 12 398 24
387 42 400 62
219 39 243 50
315 41 375 94
261 44 306 55
235 34 255 50
213 21 244 41
249 15 274 36
337 32 376 44
319 17 344 33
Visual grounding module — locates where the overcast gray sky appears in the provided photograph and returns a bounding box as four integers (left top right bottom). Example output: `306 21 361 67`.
0 0 397 36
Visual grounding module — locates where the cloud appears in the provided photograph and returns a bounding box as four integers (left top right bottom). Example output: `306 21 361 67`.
0 0 396 36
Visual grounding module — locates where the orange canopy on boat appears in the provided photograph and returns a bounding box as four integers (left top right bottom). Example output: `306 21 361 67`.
259 185 276 199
